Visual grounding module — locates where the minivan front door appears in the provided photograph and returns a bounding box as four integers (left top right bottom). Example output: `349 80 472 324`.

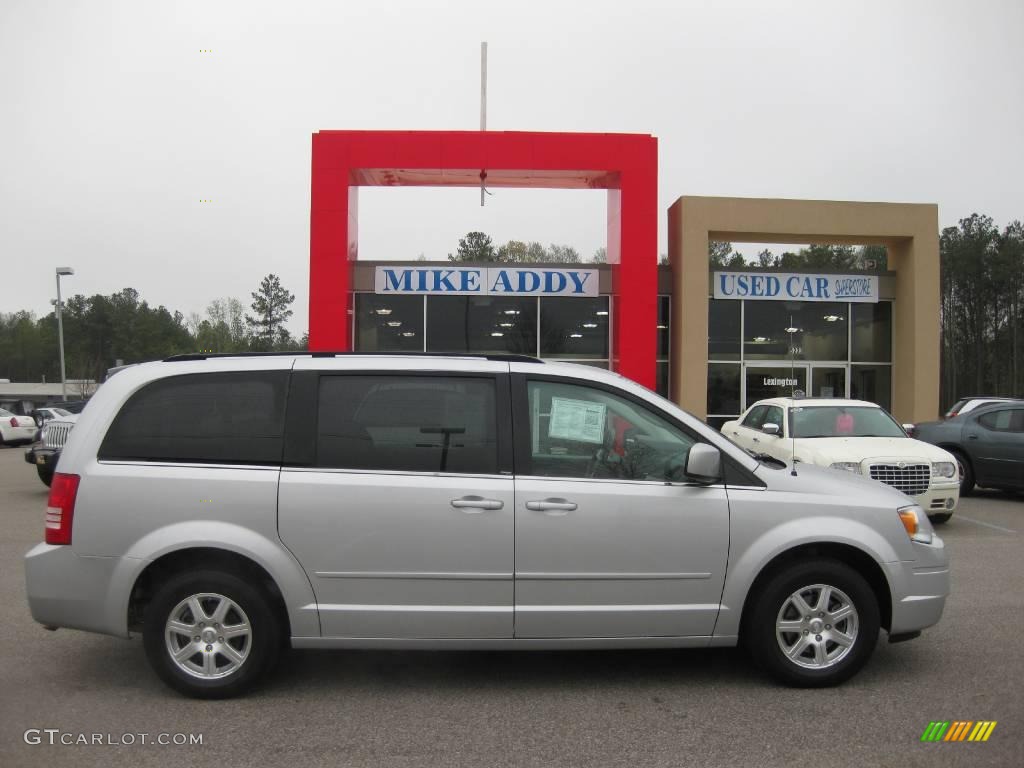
512 375 730 639
278 365 514 639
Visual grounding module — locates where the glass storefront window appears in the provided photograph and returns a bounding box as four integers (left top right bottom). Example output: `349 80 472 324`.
355 294 424 351
745 365 807 404
658 296 670 358
810 367 847 399
852 301 892 362
427 296 537 354
743 301 848 361
656 361 669 398
850 364 892 411
707 363 741 416
709 299 741 360
540 296 609 359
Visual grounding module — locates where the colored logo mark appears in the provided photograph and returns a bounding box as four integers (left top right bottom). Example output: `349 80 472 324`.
921 721 997 742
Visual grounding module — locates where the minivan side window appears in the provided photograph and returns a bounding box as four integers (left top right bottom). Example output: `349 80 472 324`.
524 379 696 481
316 375 498 474
99 371 288 464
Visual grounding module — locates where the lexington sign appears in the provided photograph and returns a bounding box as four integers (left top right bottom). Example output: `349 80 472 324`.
375 266 599 297
713 272 879 303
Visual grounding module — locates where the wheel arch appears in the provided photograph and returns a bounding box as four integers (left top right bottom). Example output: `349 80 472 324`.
128 548 291 641
737 542 893 638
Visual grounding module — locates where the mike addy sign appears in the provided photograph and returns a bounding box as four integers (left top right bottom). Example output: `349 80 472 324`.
714 272 879 303
375 266 599 297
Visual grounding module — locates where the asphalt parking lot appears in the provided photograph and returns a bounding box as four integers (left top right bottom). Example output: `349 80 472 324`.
0 446 1021 768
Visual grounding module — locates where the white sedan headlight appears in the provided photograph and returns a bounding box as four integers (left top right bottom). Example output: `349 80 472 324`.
829 462 861 474
931 461 956 479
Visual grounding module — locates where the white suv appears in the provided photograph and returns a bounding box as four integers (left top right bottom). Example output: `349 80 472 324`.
25 353 949 698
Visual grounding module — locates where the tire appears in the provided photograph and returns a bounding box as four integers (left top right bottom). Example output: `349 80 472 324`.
36 466 53 487
929 512 952 525
143 569 281 699
744 559 880 687
952 450 974 496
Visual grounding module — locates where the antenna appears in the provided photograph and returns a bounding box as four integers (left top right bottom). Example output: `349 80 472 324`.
788 312 798 476
480 41 488 207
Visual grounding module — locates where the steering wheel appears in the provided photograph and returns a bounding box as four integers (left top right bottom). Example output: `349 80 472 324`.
585 447 625 479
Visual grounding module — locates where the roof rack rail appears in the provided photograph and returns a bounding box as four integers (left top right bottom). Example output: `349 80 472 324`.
162 351 545 364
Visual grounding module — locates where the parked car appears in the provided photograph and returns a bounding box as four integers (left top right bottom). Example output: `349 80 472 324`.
31 406 73 427
28 414 78 486
913 402 1024 495
944 395 1022 419
25 353 949 698
722 398 960 523
0 408 39 446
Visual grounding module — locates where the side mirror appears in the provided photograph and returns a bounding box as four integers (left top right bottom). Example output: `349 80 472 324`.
761 422 781 437
685 443 722 484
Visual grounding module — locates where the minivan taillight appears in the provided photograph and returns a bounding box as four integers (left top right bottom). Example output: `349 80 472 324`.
45 473 80 545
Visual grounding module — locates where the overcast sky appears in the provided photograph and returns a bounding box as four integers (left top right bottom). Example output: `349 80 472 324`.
2 0 1022 336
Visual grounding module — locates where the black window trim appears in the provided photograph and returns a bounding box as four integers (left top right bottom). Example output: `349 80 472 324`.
283 369 514 476
510 372 764 488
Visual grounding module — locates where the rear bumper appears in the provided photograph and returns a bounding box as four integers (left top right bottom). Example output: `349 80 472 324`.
884 537 950 635
24 543 129 638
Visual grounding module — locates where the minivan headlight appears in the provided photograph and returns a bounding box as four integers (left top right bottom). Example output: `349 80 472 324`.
931 461 955 479
829 462 861 474
898 504 933 544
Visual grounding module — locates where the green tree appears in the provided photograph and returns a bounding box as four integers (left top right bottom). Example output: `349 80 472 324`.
246 274 295 351
546 244 581 263
495 240 529 262
450 231 495 262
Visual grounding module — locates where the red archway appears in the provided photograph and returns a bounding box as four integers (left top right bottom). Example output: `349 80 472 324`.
309 130 658 388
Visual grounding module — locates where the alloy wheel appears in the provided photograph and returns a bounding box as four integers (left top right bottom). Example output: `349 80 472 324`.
164 592 252 679
775 583 859 669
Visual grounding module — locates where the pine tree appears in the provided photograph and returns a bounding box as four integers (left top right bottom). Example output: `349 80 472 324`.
245 274 295 351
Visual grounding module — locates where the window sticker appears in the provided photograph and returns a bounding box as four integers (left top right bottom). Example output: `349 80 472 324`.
548 397 606 444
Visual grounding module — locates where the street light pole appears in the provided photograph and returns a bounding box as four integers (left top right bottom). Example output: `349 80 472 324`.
55 267 74 400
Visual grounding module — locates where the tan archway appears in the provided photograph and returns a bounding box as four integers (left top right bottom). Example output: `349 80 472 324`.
667 196 940 423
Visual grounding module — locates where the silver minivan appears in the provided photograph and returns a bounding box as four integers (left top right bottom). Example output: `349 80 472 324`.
24 353 949 698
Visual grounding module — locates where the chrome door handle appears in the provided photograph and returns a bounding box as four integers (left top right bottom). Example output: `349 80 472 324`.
752 437 760 443
450 496 504 511
967 434 978 440
525 499 578 512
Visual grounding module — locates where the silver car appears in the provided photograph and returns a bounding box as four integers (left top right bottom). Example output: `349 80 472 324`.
24 353 949 698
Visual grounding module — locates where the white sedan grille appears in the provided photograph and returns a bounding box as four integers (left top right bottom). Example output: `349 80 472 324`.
869 463 930 496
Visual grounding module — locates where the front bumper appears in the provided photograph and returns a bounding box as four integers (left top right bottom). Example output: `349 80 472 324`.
32 447 59 472
884 536 950 635
915 482 960 516
24 543 129 637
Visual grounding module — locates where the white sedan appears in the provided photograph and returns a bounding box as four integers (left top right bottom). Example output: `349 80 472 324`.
0 408 39 446
722 397 960 522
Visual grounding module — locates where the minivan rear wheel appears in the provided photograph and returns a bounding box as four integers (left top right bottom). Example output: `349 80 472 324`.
143 570 280 699
744 559 879 687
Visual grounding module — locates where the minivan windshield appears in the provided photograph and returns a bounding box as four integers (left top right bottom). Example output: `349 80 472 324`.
790 405 905 439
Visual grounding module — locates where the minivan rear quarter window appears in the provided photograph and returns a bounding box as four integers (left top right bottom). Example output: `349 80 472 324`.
316 375 498 474
99 371 288 464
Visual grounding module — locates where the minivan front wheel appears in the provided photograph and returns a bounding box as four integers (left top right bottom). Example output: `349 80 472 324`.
745 559 879 687
143 570 280 698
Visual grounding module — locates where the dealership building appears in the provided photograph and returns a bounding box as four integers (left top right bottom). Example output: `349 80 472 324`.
309 131 940 425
